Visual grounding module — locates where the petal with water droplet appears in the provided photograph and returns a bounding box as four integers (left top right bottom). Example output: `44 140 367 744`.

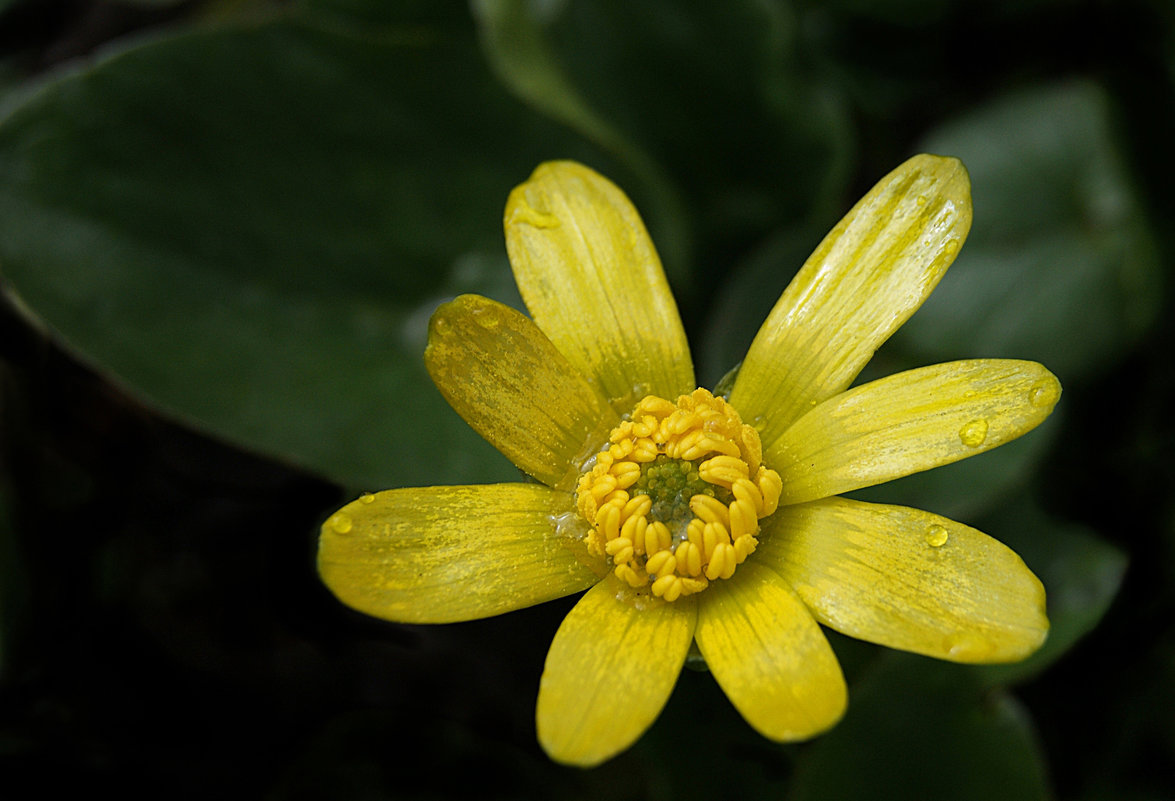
426 294 618 490
767 359 1061 505
926 524 950 547
731 154 972 440
317 484 598 624
958 418 989 447
505 161 694 411
756 497 1048 663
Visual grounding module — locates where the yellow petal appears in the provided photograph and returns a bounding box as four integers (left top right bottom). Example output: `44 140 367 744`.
317 484 600 624
730 154 971 440
425 294 618 490
536 575 696 766
756 497 1048 662
695 562 846 742
769 359 1061 506
505 161 694 412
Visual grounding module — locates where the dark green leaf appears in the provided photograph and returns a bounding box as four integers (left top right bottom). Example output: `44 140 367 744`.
0 14 617 489
903 81 1161 382
793 653 1051 801
696 224 821 388
474 0 854 287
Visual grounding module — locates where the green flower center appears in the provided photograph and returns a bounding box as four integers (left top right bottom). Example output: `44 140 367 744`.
633 455 729 535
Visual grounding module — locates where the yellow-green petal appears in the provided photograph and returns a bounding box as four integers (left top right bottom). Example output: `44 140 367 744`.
731 154 971 440
769 359 1061 506
505 161 694 412
757 497 1049 662
536 575 696 766
317 484 600 624
425 294 618 490
695 562 846 742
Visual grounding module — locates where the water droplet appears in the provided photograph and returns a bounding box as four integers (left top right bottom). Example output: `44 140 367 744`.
945 632 988 659
958 418 988 448
916 194 928 206
925 524 949 547
469 304 501 330
511 203 560 229
614 584 657 612
944 239 960 256
1028 381 1059 408
552 510 590 541
328 513 353 534
432 316 450 335
359 493 375 504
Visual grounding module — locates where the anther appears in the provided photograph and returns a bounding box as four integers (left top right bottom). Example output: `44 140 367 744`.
574 389 783 602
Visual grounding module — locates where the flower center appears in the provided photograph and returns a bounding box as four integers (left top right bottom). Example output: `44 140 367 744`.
575 388 782 602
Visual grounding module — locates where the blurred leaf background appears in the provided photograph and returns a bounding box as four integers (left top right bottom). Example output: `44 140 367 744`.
0 0 1171 798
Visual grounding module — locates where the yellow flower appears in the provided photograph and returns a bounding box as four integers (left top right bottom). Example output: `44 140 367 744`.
318 156 1059 767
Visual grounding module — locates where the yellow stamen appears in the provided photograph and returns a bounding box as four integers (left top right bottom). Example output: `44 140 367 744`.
575 388 783 602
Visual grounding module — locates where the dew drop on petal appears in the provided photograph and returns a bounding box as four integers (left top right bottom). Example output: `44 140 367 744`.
552 510 590 541
328 513 353 534
359 493 375 504
945 631 988 659
470 304 501 330
1028 381 1059 408
958 418 988 448
512 204 561 229
944 239 960 256
926 524 949 547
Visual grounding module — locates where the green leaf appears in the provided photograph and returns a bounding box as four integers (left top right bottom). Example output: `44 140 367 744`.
471 0 693 285
792 654 1051 801
471 0 642 172
474 0 854 285
0 13 615 489
696 224 828 388
902 81 1161 382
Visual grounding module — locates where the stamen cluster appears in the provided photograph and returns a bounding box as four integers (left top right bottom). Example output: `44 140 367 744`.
576 388 782 601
